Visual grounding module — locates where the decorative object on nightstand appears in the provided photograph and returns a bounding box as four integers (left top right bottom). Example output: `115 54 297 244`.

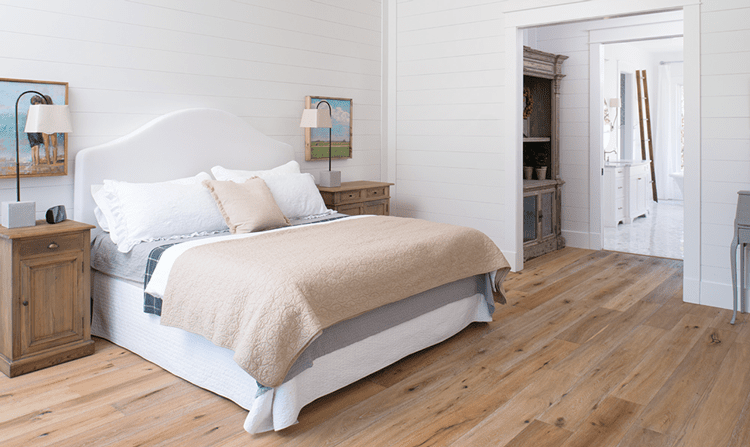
46 204 67 224
300 100 341 187
0 219 95 377
1 91 72 229
317 181 393 216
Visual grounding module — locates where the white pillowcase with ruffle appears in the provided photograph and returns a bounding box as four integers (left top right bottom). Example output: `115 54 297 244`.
211 160 300 182
92 172 227 253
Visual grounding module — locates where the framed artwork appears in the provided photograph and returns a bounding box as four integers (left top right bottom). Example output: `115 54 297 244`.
0 78 69 179
304 96 352 161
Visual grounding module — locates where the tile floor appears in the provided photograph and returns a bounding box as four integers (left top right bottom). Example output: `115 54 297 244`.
602 200 684 259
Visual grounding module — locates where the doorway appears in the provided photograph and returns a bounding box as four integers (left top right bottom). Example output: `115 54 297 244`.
601 38 685 260
505 2 701 302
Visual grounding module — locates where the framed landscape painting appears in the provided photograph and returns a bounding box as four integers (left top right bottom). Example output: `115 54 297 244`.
0 78 69 179
304 96 352 161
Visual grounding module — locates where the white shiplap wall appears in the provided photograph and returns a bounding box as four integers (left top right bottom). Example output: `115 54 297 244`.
0 0 382 218
393 0 506 248
699 0 750 308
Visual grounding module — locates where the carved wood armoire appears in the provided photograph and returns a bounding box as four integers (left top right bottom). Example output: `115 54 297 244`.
522 46 568 261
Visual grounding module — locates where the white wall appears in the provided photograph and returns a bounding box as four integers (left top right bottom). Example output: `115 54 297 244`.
392 1 506 248
0 0 382 219
700 0 750 309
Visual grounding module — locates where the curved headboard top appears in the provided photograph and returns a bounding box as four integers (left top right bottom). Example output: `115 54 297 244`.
74 108 294 227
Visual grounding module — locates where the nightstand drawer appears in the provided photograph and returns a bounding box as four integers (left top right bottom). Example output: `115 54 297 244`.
18 233 82 258
339 189 364 204
366 187 388 199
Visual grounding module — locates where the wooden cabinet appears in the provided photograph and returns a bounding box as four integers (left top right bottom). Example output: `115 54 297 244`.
318 181 393 216
0 220 95 377
523 181 560 259
522 46 567 261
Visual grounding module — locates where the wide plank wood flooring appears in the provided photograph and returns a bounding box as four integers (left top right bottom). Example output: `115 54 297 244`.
2 248 750 446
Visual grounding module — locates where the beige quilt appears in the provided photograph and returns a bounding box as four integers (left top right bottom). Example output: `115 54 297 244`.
159 216 510 387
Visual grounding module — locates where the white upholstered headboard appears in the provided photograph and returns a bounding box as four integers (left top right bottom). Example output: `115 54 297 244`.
74 108 294 228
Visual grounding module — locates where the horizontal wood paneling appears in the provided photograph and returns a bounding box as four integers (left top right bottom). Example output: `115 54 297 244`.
393 0 505 239
0 0 382 217
702 0 750 310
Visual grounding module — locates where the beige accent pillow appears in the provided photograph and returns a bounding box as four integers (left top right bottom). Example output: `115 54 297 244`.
203 178 290 234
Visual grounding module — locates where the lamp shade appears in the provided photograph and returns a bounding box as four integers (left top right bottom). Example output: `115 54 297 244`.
24 104 73 134
608 98 621 108
300 108 331 129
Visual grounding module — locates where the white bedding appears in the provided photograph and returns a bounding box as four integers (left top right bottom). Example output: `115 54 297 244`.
92 270 493 433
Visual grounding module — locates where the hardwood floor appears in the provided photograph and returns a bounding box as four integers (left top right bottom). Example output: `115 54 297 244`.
1 247 748 446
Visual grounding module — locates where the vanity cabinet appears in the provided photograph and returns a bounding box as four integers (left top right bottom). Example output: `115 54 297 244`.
522 46 568 261
603 161 650 227
626 162 649 223
604 166 626 227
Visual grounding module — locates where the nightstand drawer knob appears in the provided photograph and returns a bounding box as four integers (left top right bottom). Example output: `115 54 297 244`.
48 242 59 250
22 301 28 307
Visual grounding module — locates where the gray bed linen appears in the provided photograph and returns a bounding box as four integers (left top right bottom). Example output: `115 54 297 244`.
90 213 349 283
284 273 493 382
90 215 494 385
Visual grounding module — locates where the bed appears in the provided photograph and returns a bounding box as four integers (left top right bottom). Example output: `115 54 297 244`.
73 108 510 433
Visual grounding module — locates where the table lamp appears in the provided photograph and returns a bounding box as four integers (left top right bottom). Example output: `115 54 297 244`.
2 91 72 228
300 100 340 187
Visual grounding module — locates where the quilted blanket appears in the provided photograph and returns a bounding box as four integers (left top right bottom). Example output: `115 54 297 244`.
158 216 510 387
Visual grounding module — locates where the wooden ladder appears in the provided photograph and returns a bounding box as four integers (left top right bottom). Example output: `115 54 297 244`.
636 69 658 202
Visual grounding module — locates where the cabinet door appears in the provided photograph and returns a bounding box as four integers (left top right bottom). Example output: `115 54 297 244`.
523 195 537 242
541 191 554 238
636 176 648 216
19 251 85 357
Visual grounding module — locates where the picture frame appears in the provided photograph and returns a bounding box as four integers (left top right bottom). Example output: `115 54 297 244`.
0 78 69 179
304 96 352 161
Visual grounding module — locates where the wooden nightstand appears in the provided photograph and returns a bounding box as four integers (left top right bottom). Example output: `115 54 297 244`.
317 181 394 216
0 219 95 377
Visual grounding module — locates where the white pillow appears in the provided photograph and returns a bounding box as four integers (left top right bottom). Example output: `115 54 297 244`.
256 173 328 219
93 172 227 253
91 184 111 234
211 160 300 181
92 173 213 241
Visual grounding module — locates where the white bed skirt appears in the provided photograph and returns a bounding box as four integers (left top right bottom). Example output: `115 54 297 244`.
91 271 493 433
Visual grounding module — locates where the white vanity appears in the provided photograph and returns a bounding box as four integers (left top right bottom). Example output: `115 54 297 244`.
603 160 650 227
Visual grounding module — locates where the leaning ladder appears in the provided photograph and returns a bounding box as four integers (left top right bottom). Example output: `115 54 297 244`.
636 69 658 202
